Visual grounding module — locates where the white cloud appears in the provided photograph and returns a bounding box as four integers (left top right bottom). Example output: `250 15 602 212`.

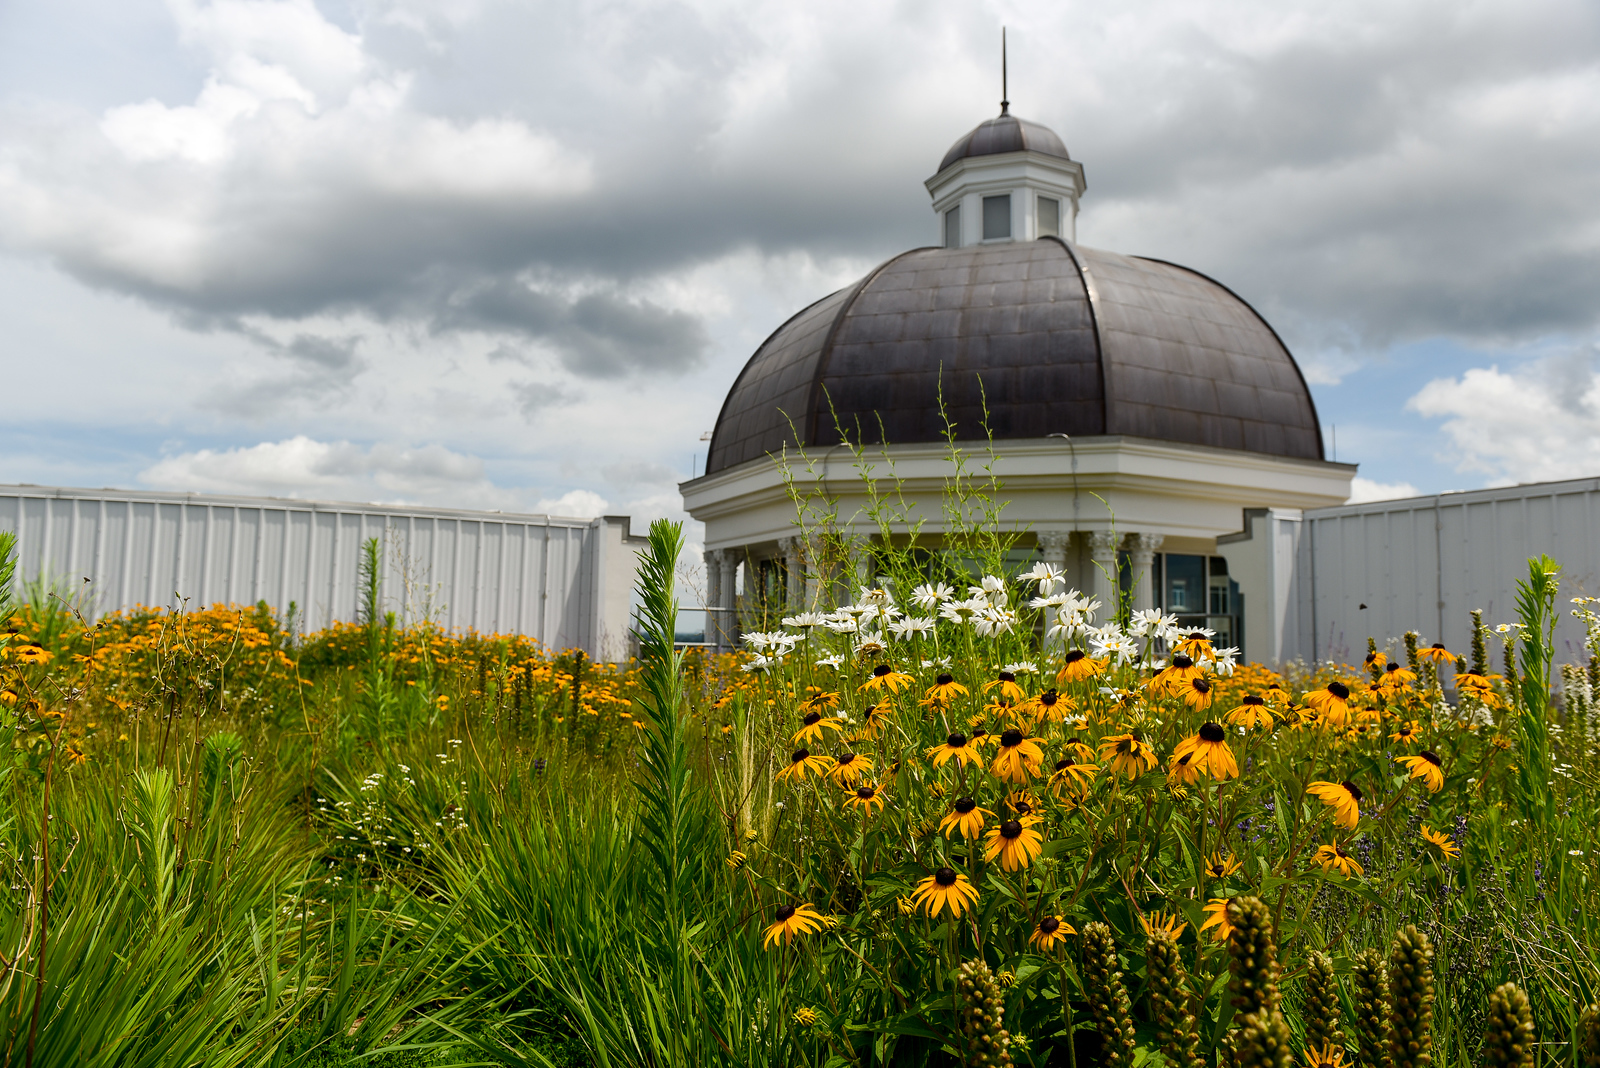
534 488 609 518
1346 477 1421 504
139 435 523 509
1406 352 1600 484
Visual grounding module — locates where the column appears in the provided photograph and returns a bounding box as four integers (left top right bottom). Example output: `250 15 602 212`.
1128 533 1165 616
718 550 739 649
1037 531 1071 596
1086 531 1122 622
779 536 805 610
703 549 722 647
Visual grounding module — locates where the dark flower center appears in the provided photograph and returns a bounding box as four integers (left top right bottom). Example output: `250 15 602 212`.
803 711 822 725
1188 632 1208 640
1421 750 1442 766
1242 694 1264 706
1386 663 1400 673
1064 650 1085 664
972 728 989 740
1430 643 1447 650
1335 846 1351 859
1000 820 1023 839
1210 863 1225 875
1055 758 1073 771
998 671 1016 682
1012 800 1033 814
934 867 958 886
1000 729 1024 747
946 733 968 748
774 904 796 922
1328 681 1351 699
1365 651 1380 664
873 664 892 677
936 673 954 685
954 797 976 813
790 749 810 764
1341 780 1363 800
1191 678 1212 694
1171 654 1194 669
1041 690 1059 706
838 753 857 765
1039 916 1061 934
1199 722 1226 743
856 786 876 800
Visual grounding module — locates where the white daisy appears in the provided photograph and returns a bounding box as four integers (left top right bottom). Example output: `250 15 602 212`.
911 582 954 609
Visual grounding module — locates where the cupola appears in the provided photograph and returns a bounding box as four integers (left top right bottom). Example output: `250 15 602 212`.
925 103 1086 246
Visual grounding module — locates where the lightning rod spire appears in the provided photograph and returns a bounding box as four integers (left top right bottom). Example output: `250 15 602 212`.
1000 27 1009 115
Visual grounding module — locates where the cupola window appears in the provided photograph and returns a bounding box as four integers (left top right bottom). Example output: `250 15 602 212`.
982 195 1011 240
944 206 961 248
1037 196 1060 238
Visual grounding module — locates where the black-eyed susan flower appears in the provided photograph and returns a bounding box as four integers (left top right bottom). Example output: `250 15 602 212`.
939 796 991 839
1167 752 1200 787
775 748 837 784
1055 649 1105 685
1198 897 1233 942
791 1006 821 1027
1225 694 1275 730
983 817 1045 870
1049 756 1097 798
1002 790 1040 817
921 673 969 708
792 710 844 746
1139 910 1188 939
1397 750 1444 792
910 866 980 918
1205 852 1241 879
1307 780 1362 829
926 732 984 769
829 752 873 787
1179 676 1216 711
1364 649 1388 672
1032 687 1074 723
726 850 748 870
1173 631 1214 659
1100 732 1158 780
1389 720 1420 744
1419 823 1460 858
983 671 1027 703
1418 642 1455 664
762 902 829 948
1149 654 1203 696
1029 914 1075 952
859 663 915 694
845 783 886 815
12 645 51 666
1172 722 1239 780
1314 843 1363 878
990 729 1045 783
800 687 841 712
1303 681 1352 726
851 701 894 740
1382 662 1417 688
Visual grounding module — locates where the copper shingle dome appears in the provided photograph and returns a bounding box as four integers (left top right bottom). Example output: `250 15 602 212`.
706 239 1325 475
938 109 1072 172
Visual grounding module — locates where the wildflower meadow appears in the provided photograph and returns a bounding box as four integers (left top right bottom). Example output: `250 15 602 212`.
3 454 1600 1067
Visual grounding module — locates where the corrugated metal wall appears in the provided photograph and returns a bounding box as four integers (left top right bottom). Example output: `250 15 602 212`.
0 485 623 654
1296 477 1600 666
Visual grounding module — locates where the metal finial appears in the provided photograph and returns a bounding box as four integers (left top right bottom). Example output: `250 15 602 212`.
1000 27 1009 115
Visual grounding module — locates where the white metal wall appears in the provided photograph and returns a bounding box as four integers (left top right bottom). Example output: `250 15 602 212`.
1294 477 1600 666
0 485 638 656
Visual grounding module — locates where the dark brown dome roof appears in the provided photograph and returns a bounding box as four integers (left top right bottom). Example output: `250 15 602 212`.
939 111 1072 172
706 239 1325 475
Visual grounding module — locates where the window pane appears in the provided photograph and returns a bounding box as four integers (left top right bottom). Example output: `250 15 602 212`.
982 195 1011 239
944 206 961 248
1037 196 1060 237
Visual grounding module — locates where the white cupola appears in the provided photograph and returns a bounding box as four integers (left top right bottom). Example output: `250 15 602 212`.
924 102 1086 247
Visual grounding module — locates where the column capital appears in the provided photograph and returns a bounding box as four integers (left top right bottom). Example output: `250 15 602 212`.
1129 532 1165 562
1037 530 1072 558
1088 530 1121 559
704 547 725 566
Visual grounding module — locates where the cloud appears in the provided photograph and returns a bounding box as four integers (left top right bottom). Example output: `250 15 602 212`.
1346 477 1421 504
535 488 609 518
139 435 523 509
1406 349 1600 484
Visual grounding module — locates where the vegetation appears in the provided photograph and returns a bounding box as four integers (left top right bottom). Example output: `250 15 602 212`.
2 439 1600 1066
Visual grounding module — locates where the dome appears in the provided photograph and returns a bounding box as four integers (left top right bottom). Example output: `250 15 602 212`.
706 239 1324 475
938 110 1072 173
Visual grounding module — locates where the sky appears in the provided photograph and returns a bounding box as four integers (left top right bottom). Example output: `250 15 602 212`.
2 0 1599 544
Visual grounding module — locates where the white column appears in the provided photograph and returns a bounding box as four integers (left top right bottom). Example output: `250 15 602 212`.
718 550 739 649
1037 531 1071 595
1128 533 1165 616
1086 531 1122 621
